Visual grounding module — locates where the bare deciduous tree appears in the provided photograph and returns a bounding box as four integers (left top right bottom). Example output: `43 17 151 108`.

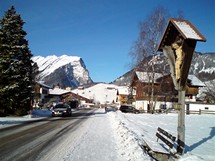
129 6 169 113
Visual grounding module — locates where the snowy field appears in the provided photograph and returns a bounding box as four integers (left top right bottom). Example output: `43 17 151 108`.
110 111 215 161
0 108 214 161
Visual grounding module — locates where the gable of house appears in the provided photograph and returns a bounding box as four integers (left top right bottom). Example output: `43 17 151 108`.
64 92 92 103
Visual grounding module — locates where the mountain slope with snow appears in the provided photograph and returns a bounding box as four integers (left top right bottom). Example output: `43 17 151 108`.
72 83 118 104
190 52 215 81
72 83 130 104
32 55 93 88
112 52 215 86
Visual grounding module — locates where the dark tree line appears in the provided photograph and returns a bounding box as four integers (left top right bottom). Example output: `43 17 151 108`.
0 6 37 116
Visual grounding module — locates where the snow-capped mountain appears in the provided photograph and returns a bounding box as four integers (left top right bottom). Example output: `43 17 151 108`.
32 55 93 88
190 52 215 81
112 52 215 85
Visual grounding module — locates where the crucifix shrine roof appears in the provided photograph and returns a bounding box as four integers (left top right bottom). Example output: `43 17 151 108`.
158 18 206 52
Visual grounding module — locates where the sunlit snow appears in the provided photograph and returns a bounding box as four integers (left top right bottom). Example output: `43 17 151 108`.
0 109 214 161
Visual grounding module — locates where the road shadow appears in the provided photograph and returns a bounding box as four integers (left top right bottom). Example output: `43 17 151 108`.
0 108 117 132
185 126 215 152
0 109 94 132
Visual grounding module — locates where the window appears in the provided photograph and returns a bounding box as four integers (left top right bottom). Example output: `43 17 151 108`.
42 89 48 94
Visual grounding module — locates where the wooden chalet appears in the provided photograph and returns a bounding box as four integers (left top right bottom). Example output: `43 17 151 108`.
131 71 205 111
48 86 92 107
63 92 93 106
48 87 71 102
116 86 136 105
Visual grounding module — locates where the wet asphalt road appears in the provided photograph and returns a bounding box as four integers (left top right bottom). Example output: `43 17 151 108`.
0 108 96 161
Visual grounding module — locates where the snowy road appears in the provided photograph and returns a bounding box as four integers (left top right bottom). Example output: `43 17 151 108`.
0 108 98 161
1 108 214 161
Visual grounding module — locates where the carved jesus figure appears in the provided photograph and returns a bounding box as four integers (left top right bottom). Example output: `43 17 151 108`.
172 36 183 82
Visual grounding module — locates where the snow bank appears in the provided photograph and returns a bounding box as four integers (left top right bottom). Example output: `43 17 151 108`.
108 111 153 161
0 109 51 129
0 117 34 127
109 111 215 161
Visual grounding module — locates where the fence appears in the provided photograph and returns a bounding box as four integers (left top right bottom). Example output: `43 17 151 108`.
138 109 215 115
186 109 215 115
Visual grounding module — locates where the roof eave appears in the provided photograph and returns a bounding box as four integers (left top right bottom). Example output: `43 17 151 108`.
157 18 207 52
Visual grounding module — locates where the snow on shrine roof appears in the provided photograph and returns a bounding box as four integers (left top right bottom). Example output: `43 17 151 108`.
171 19 206 40
157 18 206 51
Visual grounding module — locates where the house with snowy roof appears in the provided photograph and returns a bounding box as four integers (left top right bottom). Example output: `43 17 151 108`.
48 86 71 103
48 86 92 107
131 71 205 111
33 81 51 108
63 92 93 107
116 86 135 105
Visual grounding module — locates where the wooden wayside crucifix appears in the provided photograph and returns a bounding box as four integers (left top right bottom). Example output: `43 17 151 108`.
157 18 206 155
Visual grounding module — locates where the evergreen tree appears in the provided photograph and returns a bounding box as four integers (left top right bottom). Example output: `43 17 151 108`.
0 6 34 115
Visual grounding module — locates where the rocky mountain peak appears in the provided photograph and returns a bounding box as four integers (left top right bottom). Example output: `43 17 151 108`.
32 55 93 88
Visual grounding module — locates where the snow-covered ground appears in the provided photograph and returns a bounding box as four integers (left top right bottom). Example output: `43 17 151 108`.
110 111 215 161
0 109 214 161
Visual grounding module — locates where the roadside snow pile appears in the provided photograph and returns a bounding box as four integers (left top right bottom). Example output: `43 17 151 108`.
109 111 215 161
108 111 154 161
0 117 34 127
0 109 51 129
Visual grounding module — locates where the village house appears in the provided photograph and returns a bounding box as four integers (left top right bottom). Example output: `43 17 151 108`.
49 86 71 103
33 81 51 108
63 92 93 107
48 86 92 108
33 82 92 109
131 71 205 112
116 86 136 106
116 87 129 105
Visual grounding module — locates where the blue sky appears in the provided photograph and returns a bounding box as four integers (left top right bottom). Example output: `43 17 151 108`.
1 0 214 83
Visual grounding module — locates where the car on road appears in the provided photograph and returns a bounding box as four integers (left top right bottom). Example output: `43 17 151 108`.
119 105 139 114
51 103 72 117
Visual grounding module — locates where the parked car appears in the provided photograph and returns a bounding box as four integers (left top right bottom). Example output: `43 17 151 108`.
51 103 72 117
119 105 139 113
